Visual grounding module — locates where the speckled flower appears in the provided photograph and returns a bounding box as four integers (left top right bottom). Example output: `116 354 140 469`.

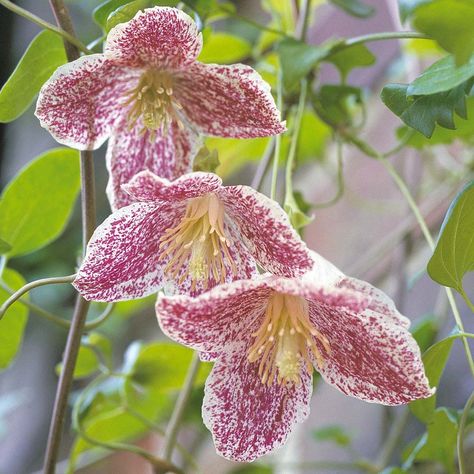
35 7 285 210
156 252 433 462
73 171 312 300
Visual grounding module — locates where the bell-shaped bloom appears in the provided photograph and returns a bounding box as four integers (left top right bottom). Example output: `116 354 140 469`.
35 7 285 210
73 171 312 300
156 252 433 462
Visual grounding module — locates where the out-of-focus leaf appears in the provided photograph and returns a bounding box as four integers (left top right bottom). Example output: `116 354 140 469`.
230 466 274 474
408 54 474 95
56 346 99 380
193 147 220 172
414 408 458 472
398 0 430 23
380 468 409 474
312 425 352 446
427 182 474 293
0 239 11 255
314 84 363 127
0 270 28 371
297 109 331 162
411 314 438 352
325 44 375 82
381 81 473 138
413 0 474 65
0 148 80 257
93 0 134 27
328 0 375 18
410 331 467 423
198 32 251 63
278 39 328 91
0 30 66 123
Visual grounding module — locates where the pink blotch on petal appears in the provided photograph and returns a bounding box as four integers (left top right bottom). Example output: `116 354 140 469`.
175 62 285 138
123 171 222 202
35 54 136 150
219 185 313 277
104 7 202 69
203 344 312 462
106 117 201 210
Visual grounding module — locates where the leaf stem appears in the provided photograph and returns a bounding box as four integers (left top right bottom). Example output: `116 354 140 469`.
162 352 201 462
339 31 430 50
43 3 97 472
460 289 474 314
458 389 474 474
345 133 474 378
0 274 75 320
251 137 276 191
270 70 283 201
0 0 90 54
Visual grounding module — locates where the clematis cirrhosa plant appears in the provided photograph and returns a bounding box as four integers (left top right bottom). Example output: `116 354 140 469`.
156 251 434 462
35 7 285 210
73 171 313 300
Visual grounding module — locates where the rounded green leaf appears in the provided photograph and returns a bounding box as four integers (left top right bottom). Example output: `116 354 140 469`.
198 33 251 64
0 30 66 123
0 269 29 371
427 181 474 293
0 148 80 257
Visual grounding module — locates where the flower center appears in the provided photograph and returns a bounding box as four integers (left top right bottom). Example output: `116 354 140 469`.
123 70 183 136
159 193 237 292
248 293 331 386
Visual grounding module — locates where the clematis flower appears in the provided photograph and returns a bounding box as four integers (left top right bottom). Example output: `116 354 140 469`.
73 171 312 300
35 7 285 210
156 252 433 462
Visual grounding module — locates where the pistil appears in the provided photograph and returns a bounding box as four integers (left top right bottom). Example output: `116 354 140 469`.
123 69 183 138
159 193 237 291
248 293 331 386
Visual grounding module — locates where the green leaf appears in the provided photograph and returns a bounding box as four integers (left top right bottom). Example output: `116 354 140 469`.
198 32 251 64
314 84 363 127
230 466 273 474
408 54 474 95
325 44 375 82
192 147 220 173
0 148 80 257
297 109 331 162
427 181 474 293
93 0 134 27
414 408 458 472
411 315 438 353
278 39 329 91
0 239 11 255
398 0 430 23
380 469 408 474
284 193 314 230
0 269 29 370
0 30 66 123
413 0 474 65
381 81 473 138
127 342 210 393
312 425 352 446
56 346 99 380
410 331 468 423
105 0 148 32
328 0 375 18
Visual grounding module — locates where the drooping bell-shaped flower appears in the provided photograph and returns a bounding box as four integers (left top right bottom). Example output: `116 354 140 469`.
35 7 285 209
156 252 434 462
73 171 312 300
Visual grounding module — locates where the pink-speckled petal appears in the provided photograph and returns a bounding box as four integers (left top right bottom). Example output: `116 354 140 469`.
74 201 182 301
105 7 202 69
308 292 434 405
219 186 313 277
175 62 285 138
123 171 222 202
203 344 312 462
106 118 202 210
157 278 272 353
35 54 136 149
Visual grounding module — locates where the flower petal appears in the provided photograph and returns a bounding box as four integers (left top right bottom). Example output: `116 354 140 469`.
35 54 135 149
156 278 271 353
203 344 312 462
219 186 313 277
175 62 285 138
105 7 202 69
106 118 202 210
307 290 434 405
123 171 222 203
74 201 182 301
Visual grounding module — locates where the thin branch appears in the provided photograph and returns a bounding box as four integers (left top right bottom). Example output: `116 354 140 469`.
162 352 201 461
43 3 97 472
0 0 90 54
251 137 276 191
337 31 430 50
85 303 115 330
270 71 283 201
0 275 75 320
